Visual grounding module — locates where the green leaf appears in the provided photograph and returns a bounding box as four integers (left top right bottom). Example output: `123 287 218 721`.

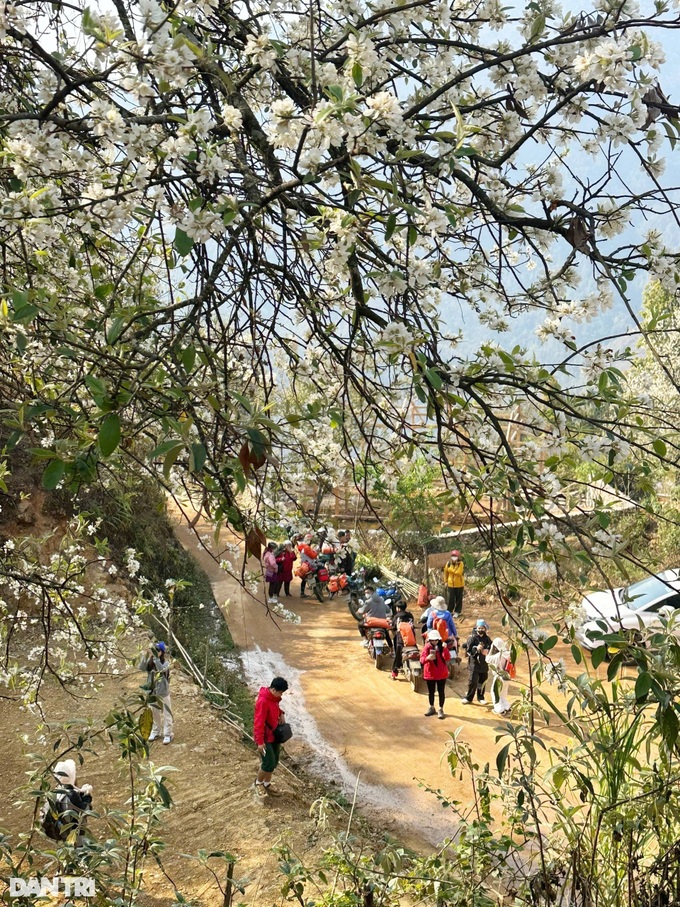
385 213 397 241
164 443 184 479
43 459 65 490
607 652 623 681
174 228 194 257
181 345 196 372
661 706 679 749
663 121 677 150
94 282 114 301
12 303 39 323
653 438 667 458
591 645 607 669
150 439 183 459
85 374 107 399
529 11 546 41
352 61 363 87
571 644 582 665
98 413 121 457
635 672 652 702
189 442 206 473
106 317 125 345
629 43 643 61
496 742 510 777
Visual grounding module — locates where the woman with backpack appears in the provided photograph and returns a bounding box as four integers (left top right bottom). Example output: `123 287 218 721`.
420 628 451 719
426 596 458 649
41 759 93 846
391 602 416 680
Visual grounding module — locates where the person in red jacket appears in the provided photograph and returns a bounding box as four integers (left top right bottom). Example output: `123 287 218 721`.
253 676 289 800
278 542 297 597
420 629 451 719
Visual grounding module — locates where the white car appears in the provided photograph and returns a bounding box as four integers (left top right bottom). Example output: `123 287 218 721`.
575 569 680 650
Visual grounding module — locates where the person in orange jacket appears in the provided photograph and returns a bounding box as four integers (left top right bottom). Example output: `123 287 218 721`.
297 534 318 598
443 549 464 616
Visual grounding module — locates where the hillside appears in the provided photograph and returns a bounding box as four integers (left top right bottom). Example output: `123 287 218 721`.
0 625 386 906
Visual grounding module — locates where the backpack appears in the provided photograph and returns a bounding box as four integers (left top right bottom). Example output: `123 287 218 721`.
399 622 417 647
434 615 449 642
40 791 73 841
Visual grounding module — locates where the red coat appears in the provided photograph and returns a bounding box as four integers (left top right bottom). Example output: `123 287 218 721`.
420 642 451 680
253 687 284 746
278 550 297 583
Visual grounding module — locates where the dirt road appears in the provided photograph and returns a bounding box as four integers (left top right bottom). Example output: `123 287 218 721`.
172 515 576 851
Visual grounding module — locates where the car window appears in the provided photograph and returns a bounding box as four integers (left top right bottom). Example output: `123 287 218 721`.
623 577 679 610
646 593 680 614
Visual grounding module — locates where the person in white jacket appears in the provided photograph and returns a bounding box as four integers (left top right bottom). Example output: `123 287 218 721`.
486 637 512 714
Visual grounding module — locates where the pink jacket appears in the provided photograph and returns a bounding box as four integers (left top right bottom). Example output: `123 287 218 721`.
263 550 278 581
420 642 451 680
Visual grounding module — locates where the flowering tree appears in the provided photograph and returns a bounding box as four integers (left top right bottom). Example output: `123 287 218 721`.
1 0 680 589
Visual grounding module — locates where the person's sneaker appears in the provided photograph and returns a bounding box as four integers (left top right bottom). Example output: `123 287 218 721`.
438 709 445 719
478 698 487 705
263 784 282 797
162 735 173 744
149 731 159 742
424 706 437 717
253 783 268 801
391 671 398 680
460 697 472 704
360 640 369 647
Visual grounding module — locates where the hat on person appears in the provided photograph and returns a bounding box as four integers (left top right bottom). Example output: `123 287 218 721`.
492 637 505 650
430 595 447 610
427 629 442 641
53 759 77 787
156 641 166 652
451 550 460 557
476 619 488 629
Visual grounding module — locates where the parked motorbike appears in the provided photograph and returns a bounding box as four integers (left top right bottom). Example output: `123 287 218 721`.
295 559 330 602
347 570 368 619
377 585 405 610
401 646 425 692
363 620 392 671
327 570 349 598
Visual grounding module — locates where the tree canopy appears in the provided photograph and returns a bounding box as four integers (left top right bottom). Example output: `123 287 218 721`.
1 0 680 579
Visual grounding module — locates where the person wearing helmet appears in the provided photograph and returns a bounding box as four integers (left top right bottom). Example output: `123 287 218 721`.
443 550 465 616
140 641 173 743
420 628 451 719
461 619 492 704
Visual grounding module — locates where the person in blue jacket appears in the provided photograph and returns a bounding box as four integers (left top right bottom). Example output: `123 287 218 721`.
426 595 458 644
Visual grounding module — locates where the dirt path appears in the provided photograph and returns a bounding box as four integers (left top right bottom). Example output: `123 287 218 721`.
172 514 573 851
